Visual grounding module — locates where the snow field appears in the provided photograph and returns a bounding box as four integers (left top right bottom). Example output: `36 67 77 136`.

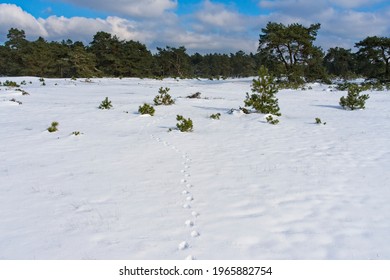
1 77 390 259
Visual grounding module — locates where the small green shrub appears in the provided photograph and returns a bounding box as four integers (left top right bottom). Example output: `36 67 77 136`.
71 131 82 136
154 87 174 105
244 66 281 116
99 97 113 109
315 118 326 125
210 113 221 120
176 115 193 132
47 121 59 133
16 89 29 95
187 92 201 99
339 84 369 110
266 115 279 125
9 98 22 105
2 80 20 87
138 103 155 116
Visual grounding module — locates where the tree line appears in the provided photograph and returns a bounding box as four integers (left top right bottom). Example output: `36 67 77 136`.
1 23 389 83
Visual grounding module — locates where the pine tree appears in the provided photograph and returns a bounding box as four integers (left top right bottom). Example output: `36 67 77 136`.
244 66 281 116
138 103 155 116
339 84 369 110
176 115 193 132
99 97 113 109
153 87 175 105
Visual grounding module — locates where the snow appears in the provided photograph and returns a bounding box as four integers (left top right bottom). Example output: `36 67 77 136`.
1 77 390 260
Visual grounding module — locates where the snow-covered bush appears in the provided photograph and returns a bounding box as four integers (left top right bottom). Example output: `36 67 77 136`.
339 84 369 110
266 115 279 125
210 113 221 120
244 66 281 116
16 89 29 95
138 103 155 116
99 97 113 109
47 121 59 133
2 80 20 87
71 131 82 136
176 115 193 132
154 87 175 105
315 117 326 125
187 92 201 99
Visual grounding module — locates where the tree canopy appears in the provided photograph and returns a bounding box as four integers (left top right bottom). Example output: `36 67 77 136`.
258 22 327 83
0 26 389 82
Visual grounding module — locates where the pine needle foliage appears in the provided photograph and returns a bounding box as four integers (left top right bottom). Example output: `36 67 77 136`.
266 115 279 125
99 97 113 109
138 103 155 116
47 121 59 133
154 87 175 106
210 113 221 120
244 66 281 116
176 115 193 132
339 84 369 110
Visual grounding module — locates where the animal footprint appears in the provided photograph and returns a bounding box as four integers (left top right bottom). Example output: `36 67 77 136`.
185 220 194 227
178 241 189 250
191 211 199 217
191 230 200 238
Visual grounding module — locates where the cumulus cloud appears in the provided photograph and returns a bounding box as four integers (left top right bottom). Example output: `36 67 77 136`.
56 0 177 18
328 0 386 9
1 2 389 54
0 4 48 37
39 16 153 43
257 0 390 50
194 0 249 32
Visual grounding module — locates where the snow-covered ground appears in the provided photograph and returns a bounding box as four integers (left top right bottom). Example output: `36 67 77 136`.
1 77 389 260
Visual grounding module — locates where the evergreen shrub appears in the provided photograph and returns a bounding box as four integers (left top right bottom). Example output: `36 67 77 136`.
47 121 59 133
154 87 174 105
99 97 113 109
244 66 281 116
176 115 193 132
339 84 369 110
138 103 155 116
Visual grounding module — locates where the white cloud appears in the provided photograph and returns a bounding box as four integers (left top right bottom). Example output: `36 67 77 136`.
56 0 177 18
328 0 385 9
194 0 248 32
257 0 390 50
259 0 386 10
1 2 390 54
39 16 153 43
0 4 48 37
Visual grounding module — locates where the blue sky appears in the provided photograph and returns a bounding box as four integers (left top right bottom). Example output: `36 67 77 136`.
1 0 390 54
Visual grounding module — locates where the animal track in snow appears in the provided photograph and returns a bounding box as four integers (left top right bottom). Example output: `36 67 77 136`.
178 241 189 250
148 125 200 259
191 231 200 238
